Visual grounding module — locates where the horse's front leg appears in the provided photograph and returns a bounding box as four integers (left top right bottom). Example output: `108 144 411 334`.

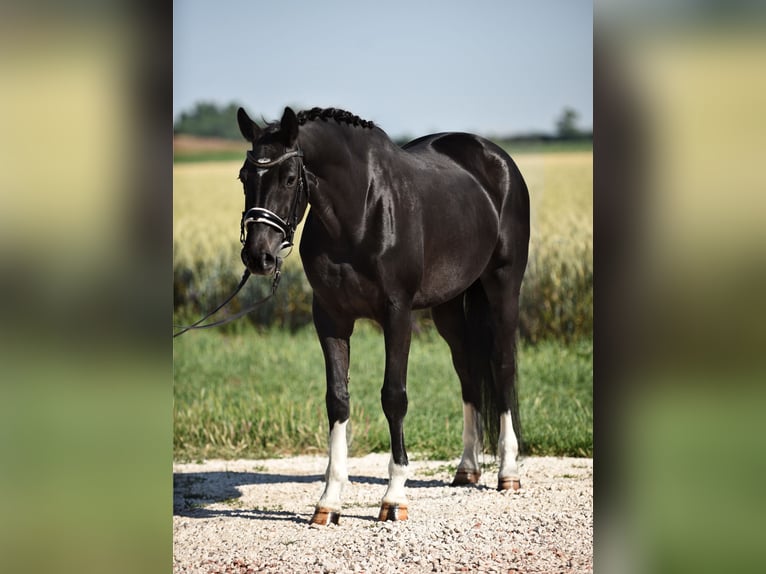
378 302 413 521
310 299 354 525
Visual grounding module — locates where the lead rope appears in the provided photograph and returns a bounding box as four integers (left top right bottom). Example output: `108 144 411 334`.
172 263 282 338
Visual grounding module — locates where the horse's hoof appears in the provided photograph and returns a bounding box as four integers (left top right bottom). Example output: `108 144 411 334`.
310 507 340 525
498 478 521 491
451 469 481 486
378 503 408 522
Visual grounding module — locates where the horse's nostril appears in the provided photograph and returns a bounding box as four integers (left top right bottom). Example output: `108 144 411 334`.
259 253 276 269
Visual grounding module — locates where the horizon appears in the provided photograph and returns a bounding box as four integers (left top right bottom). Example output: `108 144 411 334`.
173 101 593 141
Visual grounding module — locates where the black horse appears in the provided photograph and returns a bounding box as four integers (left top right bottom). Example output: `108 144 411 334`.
237 106 529 524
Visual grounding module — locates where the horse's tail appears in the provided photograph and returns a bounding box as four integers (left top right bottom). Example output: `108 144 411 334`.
464 280 523 455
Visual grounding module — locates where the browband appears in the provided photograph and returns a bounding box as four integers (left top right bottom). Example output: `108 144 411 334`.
246 149 304 168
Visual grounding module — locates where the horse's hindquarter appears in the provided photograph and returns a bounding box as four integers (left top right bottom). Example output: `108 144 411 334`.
401 135 508 307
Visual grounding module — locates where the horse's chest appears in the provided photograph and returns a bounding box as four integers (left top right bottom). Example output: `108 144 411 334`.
305 256 381 318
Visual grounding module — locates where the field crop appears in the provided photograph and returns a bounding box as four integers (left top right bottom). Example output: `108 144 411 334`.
173 149 593 341
517 152 593 341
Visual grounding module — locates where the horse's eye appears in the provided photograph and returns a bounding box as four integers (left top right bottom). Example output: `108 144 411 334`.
286 175 297 187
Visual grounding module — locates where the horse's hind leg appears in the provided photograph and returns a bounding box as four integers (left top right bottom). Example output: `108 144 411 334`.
310 298 354 525
432 295 483 486
481 264 525 491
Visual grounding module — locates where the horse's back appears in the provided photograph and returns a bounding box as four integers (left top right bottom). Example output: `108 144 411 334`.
402 132 524 209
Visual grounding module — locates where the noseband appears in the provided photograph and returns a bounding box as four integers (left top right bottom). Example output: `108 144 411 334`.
240 148 308 254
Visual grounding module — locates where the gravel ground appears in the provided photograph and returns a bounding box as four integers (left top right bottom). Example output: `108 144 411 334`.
174 454 592 573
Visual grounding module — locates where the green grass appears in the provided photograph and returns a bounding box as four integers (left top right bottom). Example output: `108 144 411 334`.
173 322 591 461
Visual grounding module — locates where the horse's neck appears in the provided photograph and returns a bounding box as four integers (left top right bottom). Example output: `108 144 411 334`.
300 124 386 242
300 122 382 176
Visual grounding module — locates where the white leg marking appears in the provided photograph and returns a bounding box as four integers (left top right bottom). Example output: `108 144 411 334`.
498 411 520 480
381 456 409 505
458 402 482 473
317 420 348 511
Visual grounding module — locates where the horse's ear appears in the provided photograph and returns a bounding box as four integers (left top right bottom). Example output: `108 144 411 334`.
280 106 299 146
237 107 260 142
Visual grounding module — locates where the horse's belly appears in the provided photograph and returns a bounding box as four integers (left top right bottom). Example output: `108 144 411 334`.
412 202 499 307
413 251 492 308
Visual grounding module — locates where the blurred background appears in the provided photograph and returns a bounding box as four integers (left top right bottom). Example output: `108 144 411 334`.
0 1 171 573
2 0 765 572
594 2 766 573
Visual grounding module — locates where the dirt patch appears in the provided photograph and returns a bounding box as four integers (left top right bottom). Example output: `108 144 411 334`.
174 454 592 573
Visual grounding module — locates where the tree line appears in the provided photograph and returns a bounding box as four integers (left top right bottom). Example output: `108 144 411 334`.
174 101 591 144
174 102 245 140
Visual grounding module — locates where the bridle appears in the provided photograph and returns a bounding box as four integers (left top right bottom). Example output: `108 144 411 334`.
240 147 309 255
173 145 311 338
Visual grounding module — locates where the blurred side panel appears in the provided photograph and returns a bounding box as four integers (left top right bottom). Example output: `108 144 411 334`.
0 1 172 573
595 2 766 573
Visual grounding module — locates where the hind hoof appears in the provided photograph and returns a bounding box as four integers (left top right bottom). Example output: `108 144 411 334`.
498 478 521 491
310 507 340 525
451 469 481 486
378 503 408 521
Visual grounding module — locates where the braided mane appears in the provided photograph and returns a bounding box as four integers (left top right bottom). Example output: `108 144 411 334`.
296 107 375 129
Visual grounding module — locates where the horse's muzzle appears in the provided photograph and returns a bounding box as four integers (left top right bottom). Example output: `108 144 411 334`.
241 248 277 275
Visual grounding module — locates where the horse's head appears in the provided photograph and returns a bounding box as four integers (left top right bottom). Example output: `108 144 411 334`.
237 106 309 276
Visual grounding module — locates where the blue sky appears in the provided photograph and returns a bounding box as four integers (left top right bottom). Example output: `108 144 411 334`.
174 0 592 138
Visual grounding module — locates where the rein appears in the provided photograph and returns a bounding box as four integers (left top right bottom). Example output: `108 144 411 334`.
172 268 282 338
174 147 308 338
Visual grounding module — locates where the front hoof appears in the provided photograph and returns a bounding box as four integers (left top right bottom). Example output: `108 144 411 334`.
378 503 408 522
310 507 341 525
451 468 481 486
498 478 521 491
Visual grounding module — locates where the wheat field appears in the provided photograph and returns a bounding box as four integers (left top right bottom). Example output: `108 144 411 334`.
173 150 592 341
